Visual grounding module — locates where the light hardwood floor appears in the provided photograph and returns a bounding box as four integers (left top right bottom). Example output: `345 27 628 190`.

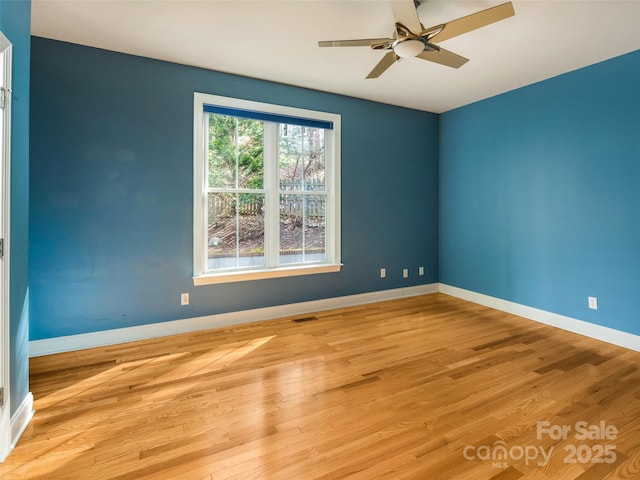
1 293 639 479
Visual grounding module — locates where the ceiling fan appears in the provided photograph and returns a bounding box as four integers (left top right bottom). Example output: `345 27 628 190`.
318 0 515 79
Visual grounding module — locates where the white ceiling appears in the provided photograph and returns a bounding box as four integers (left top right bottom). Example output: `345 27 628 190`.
31 0 640 113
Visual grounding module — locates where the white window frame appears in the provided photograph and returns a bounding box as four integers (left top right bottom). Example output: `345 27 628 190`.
193 92 341 285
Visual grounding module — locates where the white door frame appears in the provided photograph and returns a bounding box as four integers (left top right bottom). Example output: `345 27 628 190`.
0 31 12 464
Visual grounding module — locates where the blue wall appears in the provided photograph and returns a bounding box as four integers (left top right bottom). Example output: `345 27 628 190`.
30 37 639 344
1 0 31 415
29 37 439 340
440 50 640 336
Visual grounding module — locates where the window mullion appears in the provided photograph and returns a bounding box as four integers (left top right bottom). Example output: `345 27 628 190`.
264 122 279 267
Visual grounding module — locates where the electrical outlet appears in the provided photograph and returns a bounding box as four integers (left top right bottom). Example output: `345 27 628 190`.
418 266 424 276
181 293 190 306
403 268 408 278
588 296 598 310
380 268 386 278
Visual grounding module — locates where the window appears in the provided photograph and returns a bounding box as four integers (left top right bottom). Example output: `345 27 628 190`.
193 93 341 285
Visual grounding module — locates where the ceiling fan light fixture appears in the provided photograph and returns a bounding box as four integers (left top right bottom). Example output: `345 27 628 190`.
318 0 515 78
393 38 425 58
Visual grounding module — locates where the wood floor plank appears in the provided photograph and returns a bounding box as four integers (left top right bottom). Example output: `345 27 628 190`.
2 293 638 479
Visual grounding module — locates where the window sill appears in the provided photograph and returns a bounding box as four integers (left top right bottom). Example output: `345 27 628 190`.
193 263 343 286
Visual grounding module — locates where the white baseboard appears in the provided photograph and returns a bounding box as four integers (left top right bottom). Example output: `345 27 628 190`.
30 284 439 357
30 282 637 357
439 284 640 352
10 393 33 452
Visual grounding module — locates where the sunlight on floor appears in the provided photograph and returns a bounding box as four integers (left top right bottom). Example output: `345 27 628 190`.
6 335 278 478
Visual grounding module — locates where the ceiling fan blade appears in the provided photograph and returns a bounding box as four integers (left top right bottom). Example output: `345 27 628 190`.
429 2 515 44
366 51 398 79
389 0 422 34
416 48 469 69
319 38 394 48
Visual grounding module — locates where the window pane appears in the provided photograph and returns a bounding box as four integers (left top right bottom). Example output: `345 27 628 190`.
237 118 264 189
208 115 236 188
279 125 325 192
208 115 264 189
208 192 265 270
279 194 326 265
